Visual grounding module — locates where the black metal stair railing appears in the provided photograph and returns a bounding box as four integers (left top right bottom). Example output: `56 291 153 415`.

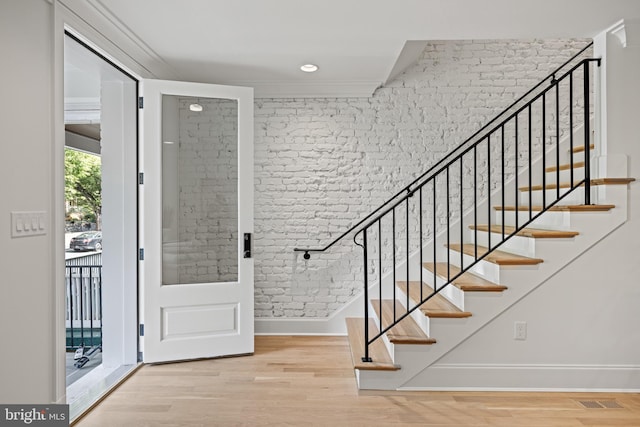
355 56 600 362
293 42 594 261
293 43 600 363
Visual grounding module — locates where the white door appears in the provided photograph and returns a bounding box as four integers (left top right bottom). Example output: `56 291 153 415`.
140 79 254 363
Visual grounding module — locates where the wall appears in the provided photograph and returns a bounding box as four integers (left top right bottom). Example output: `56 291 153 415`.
0 0 55 403
253 39 591 319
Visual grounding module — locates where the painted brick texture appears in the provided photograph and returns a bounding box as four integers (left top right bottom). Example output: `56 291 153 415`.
251 39 591 318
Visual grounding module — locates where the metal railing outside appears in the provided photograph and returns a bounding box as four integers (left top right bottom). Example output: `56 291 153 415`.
66 265 102 350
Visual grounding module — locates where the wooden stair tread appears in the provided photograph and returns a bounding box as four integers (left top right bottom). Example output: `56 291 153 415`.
397 281 472 318
447 243 543 265
470 224 579 238
423 262 506 292
572 144 594 153
371 300 436 345
545 161 584 172
495 204 615 212
520 178 635 192
345 318 399 371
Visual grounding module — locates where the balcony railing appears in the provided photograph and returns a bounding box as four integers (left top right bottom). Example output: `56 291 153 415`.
66 265 102 350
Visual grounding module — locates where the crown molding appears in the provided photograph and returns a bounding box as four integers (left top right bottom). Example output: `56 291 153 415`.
226 80 382 99
57 0 176 79
609 21 627 47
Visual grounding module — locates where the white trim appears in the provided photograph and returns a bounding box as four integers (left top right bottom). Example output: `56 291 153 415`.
57 0 150 81
228 80 381 99
610 21 627 48
255 286 365 335
400 387 640 393
397 363 640 392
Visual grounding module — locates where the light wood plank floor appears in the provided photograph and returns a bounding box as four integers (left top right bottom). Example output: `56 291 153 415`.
75 336 640 426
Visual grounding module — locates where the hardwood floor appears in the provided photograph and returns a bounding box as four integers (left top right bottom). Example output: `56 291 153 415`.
75 336 640 426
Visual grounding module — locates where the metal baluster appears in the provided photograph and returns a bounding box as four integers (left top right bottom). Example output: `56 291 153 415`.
89 267 94 346
460 157 464 269
446 166 450 284
556 82 561 200
487 134 491 250
528 104 533 220
584 61 591 205
542 93 546 209
362 229 371 363
473 145 477 261
433 180 437 293
419 187 423 302
405 197 410 312
392 209 396 319
68 267 74 349
515 115 519 229
378 220 382 310
501 125 505 241
79 267 84 346
570 71 574 187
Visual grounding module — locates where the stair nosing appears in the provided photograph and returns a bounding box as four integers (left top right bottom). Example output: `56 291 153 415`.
447 243 543 265
371 299 436 345
571 143 595 153
494 204 615 212
397 281 472 318
545 161 585 172
469 224 579 239
519 178 635 192
423 262 507 292
345 318 399 371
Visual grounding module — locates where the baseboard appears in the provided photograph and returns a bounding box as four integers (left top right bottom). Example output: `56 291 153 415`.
399 363 640 391
254 290 365 335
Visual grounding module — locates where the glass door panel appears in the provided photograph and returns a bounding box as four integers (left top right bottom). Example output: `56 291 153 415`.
161 96 239 285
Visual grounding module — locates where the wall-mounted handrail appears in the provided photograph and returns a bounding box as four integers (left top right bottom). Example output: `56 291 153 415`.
293 42 593 260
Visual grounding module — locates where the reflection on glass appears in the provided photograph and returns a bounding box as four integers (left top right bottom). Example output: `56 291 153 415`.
161 95 238 285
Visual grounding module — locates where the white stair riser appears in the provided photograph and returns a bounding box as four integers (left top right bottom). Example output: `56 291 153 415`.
449 249 502 283
395 286 432 338
495 209 572 230
544 166 585 184
519 186 596 206
421 267 466 310
470 229 537 258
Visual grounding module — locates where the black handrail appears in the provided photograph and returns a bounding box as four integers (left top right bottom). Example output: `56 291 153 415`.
293 42 593 260
359 57 599 233
357 57 599 362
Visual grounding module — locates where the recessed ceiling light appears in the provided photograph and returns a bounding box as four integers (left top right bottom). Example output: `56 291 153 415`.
300 64 319 73
189 103 203 112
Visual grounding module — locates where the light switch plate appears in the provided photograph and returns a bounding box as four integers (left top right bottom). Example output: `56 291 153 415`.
11 211 47 238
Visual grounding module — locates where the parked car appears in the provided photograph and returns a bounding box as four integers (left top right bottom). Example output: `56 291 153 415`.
70 232 102 251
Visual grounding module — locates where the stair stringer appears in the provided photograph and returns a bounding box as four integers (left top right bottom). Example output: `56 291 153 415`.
355 185 629 390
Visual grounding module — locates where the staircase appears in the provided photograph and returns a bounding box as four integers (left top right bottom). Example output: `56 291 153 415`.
346 141 634 389
294 45 636 390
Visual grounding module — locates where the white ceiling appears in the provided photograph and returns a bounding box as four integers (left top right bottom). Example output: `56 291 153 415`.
65 0 640 97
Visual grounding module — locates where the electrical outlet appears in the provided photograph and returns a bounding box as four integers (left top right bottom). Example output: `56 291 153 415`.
514 321 527 340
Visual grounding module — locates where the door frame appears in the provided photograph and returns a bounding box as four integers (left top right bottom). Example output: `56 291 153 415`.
53 7 146 402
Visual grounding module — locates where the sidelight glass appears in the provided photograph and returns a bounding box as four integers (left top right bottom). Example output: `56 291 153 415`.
161 95 239 285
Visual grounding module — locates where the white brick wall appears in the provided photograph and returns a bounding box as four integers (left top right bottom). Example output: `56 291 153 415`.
253 39 591 318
